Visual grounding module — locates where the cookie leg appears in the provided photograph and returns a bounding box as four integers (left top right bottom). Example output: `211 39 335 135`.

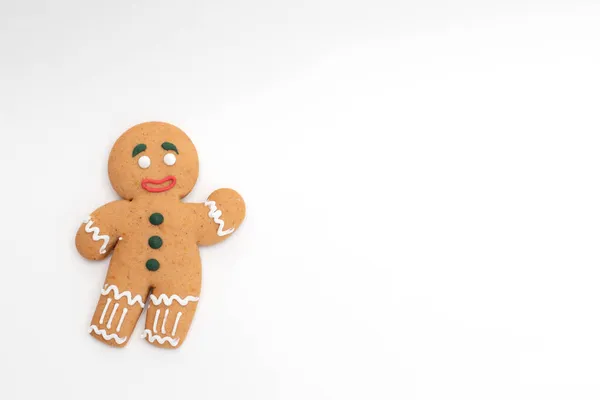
143 289 200 349
89 281 148 347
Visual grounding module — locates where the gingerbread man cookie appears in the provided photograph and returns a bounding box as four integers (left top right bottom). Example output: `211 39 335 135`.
76 122 245 348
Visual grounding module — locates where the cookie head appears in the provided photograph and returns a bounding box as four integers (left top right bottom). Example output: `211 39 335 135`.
108 122 199 200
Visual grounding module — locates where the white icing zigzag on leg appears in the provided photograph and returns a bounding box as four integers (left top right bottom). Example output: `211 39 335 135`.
89 325 128 344
150 293 200 306
142 329 180 346
204 200 235 236
102 284 145 307
83 216 110 254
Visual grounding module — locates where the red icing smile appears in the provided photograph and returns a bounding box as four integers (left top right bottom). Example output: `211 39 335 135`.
141 176 177 192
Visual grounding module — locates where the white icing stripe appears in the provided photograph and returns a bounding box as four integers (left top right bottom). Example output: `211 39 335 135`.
89 325 127 344
172 312 182 336
116 308 128 333
150 294 200 306
107 303 119 329
101 285 144 307
161 309 169 334
204 200 235 236
99 298 112 324
83 216 111 254
142 329 179 346
153 309 160 333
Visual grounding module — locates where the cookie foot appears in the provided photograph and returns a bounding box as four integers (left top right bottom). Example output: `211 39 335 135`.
89 283 147 347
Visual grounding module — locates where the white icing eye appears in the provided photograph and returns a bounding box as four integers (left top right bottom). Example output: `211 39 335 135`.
138 155 151 169
163 153 177 166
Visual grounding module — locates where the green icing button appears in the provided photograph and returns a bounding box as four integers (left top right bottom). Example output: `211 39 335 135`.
146 259 160 271
149 213 164 225
148 236 163 249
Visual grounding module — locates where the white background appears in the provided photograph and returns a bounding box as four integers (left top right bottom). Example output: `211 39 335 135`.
1 0 600 399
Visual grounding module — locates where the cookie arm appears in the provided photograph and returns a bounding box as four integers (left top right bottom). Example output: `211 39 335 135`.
75 200 129 260
190 188 246 246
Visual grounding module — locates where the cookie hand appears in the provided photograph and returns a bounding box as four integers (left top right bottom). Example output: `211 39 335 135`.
75 200 128 260
192 188 246 246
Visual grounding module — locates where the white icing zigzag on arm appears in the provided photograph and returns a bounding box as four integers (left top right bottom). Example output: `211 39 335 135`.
142 329 180 346
102 284 145 307
89 325 128 344
83 216 110 254
150 293 200 306
204 200 235 236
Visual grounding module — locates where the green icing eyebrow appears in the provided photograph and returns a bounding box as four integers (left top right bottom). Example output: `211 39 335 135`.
161 142 179 154
132 143 147 157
